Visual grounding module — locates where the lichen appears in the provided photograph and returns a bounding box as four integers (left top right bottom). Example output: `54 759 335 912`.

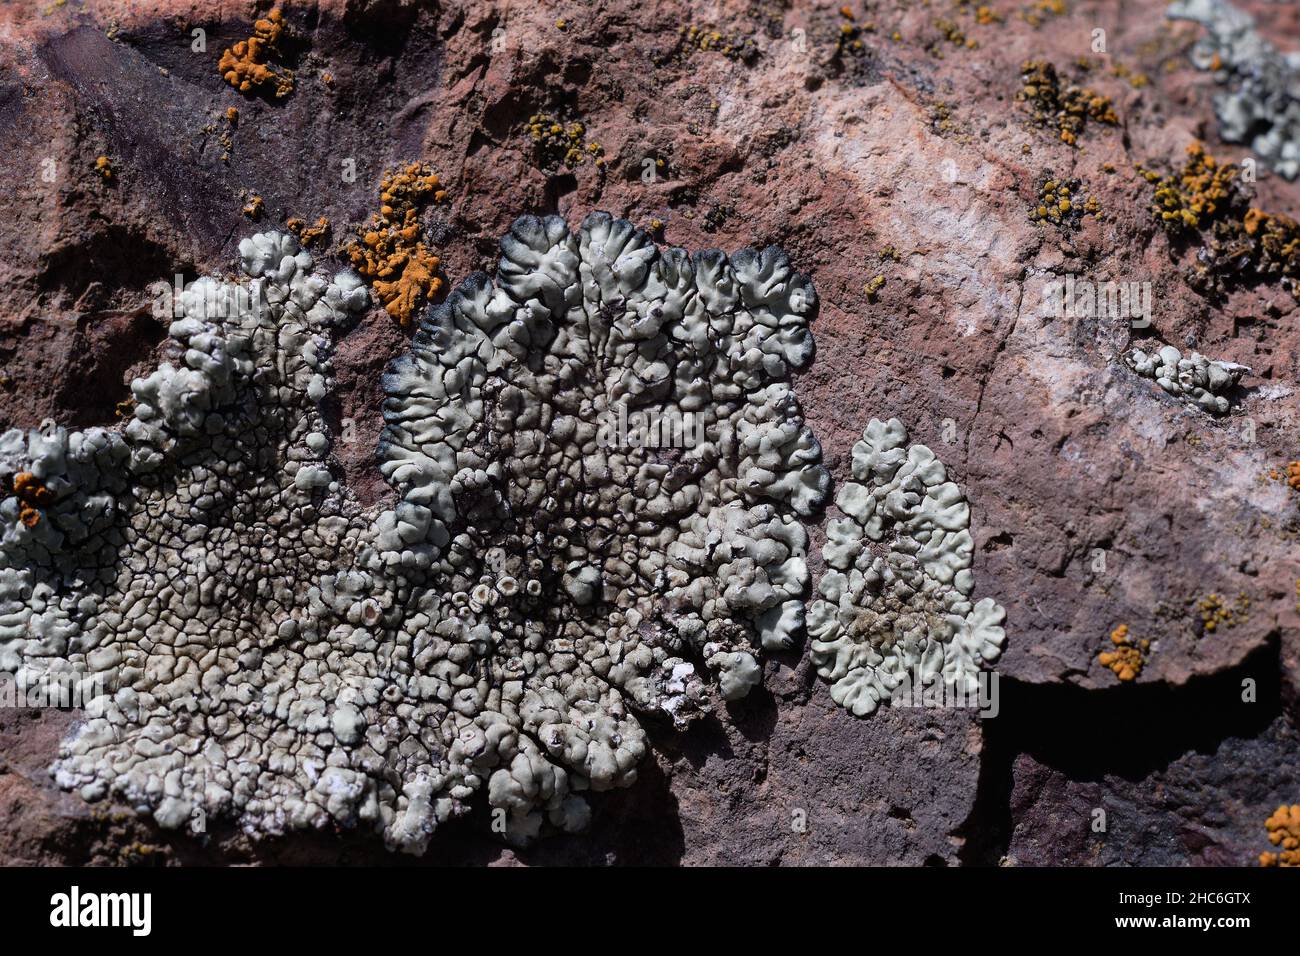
0 213 830 851
1029 175 1100 229
928 100 957 135
1017 60 1118 146
677 25 759 64
93 156 112 181
1114 63 1149 90
347 163 446 328
1124 344 1248 415
834 5 873 59
287 216 331 249
1167 0 1300 180
1019 0 1068 28
201 109 238 163
931 18 978 53
1139 142 1300 300
806 419 1006 717
218 8 294 98
1197 592 1249 632
1142 141 1241 234
1286 462 1300 492
526 115 605 170
9 472 54 529
1098 623 1147 681
1259 804 1300 866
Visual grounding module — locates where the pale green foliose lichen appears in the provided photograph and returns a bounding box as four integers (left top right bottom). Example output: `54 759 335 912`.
807 419 1006 717
0 213 829 851
1125 344 1248 415
1168 0 1300 180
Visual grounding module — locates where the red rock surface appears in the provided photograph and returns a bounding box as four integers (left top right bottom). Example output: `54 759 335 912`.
0 0 1297 865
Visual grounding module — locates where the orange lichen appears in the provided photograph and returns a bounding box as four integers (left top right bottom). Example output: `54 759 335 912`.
1147 141 1240 232
218 8 294 98
347 162 447 328
1098 623 1147 681
1259 804 1300 866
286 216 331 248
94 155 112 180
1018 60 1118 146
242 195 264 220
12 472 55 528
1142 143 1300 298
1020 0 1067 27
1245 208 1300 271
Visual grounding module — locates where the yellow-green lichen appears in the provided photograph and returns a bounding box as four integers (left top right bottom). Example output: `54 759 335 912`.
527 114 605 170
835 5 873 58
1196 592 1249 633
1141 142 1300 299
678 24 759 64
1029 175 1100 228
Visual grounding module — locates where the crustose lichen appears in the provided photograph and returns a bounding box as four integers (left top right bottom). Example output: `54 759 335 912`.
1139 141 1300 300
1259 804 1300 866
1098 623 1146 682
9 473 54 529
1017 60 1118 146
347 163 447 328
218 7 294 98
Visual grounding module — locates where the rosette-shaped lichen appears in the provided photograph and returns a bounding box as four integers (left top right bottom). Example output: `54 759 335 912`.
0 213 829 852
807 419 1006 717
371 212 828 841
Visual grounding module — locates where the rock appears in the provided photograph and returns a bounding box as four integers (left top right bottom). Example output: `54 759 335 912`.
0 0 1296 865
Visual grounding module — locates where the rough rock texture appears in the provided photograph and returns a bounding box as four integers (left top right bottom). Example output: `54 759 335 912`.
0 0 1297 865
